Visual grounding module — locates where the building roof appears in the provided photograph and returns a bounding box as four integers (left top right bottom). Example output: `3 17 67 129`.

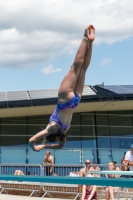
0 85 133 109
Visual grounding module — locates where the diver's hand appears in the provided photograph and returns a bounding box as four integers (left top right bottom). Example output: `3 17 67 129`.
29 141 44 152
33 145 45 152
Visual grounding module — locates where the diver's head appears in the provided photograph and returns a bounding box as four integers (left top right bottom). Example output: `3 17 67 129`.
44 129 67 143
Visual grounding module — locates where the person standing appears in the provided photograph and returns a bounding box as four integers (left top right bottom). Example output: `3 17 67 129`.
124 144 133 176
42 151 54 176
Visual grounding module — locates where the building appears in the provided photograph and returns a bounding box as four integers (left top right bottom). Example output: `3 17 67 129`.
0 84 133 165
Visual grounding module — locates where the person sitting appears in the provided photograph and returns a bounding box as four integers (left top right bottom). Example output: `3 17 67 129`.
53 173 58 176
113 161 120 171
79 160 93 193
90 162 100 177
14 170 24 175
120 161 130 178
80 160 92 177
105 162 119 200
75 171 80 176
81 181 97 200
69 171 80 177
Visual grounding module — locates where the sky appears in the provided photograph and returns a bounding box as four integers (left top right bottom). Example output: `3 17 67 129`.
0 0 133 92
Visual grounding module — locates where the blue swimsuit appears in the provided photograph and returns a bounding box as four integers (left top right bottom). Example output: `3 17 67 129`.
49 93 80 133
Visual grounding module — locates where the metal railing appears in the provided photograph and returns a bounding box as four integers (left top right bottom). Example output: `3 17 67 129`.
42 163 85 176
0 163 85 199
0 163 132 200
41 164 85 199
0 164 42 197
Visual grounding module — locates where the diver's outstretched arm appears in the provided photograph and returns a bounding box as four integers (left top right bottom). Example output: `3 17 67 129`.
30 138 65 151
29 129 66 151
29 129 49 151
34 142 65 151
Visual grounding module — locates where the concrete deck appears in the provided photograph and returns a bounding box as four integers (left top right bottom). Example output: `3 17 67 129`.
0 194 70 200
0 194 130 200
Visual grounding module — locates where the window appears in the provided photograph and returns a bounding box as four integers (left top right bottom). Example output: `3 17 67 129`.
112 149 126 164
82 149 94 163
96 112 110 148
98 149 111 164
81 113 96 148
28 115 49 143
1 117 27 146
55 149 81 164
1 147 26 163
109 111 133 149
64 113 81 148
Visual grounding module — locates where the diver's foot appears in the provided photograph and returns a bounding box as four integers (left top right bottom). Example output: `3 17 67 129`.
84 25 95 42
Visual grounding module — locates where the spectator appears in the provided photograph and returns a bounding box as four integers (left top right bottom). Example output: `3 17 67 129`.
79 160 92 193
14 170 37 176
75 171 80 176
42 151 54 176
80 160 92 177
69 171 80 177
121 152 127 165
113 161 121 178
53 173 58 176
14 170 24 175
81 181 97 200
105 162 119 200
124 144 133 175
120 161 130 178
113 161 120 171
90 162 100 177
78 160 92 193
105 161 119 179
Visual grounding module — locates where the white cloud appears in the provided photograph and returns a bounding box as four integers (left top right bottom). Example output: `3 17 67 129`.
100 58 112 67
0 0 133 69
41 65 61 74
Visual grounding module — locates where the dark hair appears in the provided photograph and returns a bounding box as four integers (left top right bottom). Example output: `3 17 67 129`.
92 162 97 164
45 130 67 143
113 161 117 165
124 151 127 156
121 151 127 164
